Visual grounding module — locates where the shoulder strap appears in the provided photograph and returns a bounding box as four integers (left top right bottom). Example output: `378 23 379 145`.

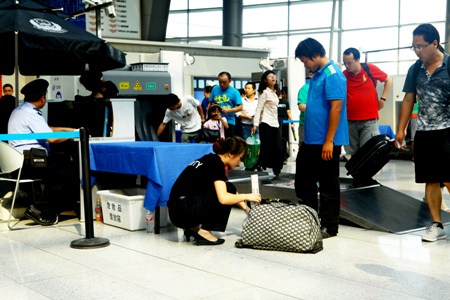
411 59 422 100
447 54 450 77
411 59 422 87
361 63 376 87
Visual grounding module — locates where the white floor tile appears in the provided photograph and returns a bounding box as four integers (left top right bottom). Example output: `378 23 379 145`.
1 158 450 299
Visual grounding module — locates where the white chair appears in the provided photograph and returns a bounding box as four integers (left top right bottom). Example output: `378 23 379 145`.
0 142 42 230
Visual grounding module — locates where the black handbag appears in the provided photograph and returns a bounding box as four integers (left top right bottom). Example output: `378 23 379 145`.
23 148 47 168
201 121 221 143
235 199 323 253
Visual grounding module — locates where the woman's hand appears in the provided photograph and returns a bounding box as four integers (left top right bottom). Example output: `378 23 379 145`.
246 193 261 204
251 125 257 135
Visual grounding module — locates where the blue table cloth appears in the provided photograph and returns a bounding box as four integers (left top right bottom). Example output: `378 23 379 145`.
90 141 213 212
379 125 395 139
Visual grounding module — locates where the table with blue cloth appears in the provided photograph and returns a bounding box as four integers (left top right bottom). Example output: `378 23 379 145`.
90 141 213 232
378 125 395 138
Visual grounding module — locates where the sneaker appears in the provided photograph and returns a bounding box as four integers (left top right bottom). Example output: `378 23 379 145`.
422 223 447 242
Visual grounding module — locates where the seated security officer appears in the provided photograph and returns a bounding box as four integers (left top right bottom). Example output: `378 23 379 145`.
8 79 76 226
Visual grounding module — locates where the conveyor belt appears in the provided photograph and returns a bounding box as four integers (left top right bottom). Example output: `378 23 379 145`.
231 172 450 233
227 169 271 183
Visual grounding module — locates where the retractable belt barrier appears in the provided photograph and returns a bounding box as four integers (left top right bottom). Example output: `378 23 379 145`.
0 129 109 249
0 131 80 140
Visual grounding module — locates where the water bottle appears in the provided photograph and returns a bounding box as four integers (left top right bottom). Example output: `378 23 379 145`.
95 197 103 222
145 210 154 233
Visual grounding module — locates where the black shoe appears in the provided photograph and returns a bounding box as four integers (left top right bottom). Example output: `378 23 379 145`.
321 227 337 239
184 229 201 242
272 175 281 181
194 234 225 246
25 205 57 226
273 168 281 176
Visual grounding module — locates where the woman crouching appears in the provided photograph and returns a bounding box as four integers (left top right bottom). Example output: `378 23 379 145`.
168 136 261 246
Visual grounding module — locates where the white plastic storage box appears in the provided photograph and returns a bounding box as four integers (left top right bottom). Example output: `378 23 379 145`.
97 188 147 231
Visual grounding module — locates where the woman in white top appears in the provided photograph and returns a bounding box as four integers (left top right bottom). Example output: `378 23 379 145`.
252 70 284 178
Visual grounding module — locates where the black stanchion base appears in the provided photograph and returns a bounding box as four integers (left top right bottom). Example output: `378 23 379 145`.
70 237 110 249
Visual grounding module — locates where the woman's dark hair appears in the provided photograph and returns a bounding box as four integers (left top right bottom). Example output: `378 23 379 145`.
343 47 360 60
413 23 445 52
295 38 326 60
213 136 246 156
258 70 280 95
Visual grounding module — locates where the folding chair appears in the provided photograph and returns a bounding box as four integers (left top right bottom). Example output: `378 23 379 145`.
0 142 42 230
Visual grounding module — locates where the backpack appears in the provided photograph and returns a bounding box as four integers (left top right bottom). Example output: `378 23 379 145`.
361 63 376 87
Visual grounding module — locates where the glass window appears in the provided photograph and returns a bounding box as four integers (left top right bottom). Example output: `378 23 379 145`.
342 0 399 29
189 11 222 37
189 0 222 9
290 2 334 30
244 35 288 58
399 0 446 24
167 0 448 76
244 0 286 5
169 1 188 10
367 62 396 76
167 12 187 38
243 6 288 34
342 28 399 62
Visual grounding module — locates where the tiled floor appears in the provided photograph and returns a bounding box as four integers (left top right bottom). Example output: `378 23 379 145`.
1 158 449 300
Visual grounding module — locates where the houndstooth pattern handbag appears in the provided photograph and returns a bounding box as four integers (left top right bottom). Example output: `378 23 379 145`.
235 200 323 253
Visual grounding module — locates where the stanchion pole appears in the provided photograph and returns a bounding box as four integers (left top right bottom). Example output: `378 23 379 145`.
70 127 109 249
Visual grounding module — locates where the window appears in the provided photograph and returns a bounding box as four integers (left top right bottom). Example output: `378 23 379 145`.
243 5 288 34
189 11 222 37
188 0 222 9
290 2 334 31
168 0 447 75
167 12 187 39
342 0 399 29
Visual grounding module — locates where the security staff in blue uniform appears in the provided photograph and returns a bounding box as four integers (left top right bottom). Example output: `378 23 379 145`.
8 79 76 226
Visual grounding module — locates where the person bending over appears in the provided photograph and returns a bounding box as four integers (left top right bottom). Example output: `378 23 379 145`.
168 136 261 246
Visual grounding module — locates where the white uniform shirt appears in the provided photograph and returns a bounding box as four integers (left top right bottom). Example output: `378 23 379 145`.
8 102 52 153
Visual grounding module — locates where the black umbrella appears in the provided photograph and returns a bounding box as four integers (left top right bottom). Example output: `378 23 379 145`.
0 0 126 76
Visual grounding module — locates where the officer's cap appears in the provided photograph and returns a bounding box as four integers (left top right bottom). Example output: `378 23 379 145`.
21 79 49 98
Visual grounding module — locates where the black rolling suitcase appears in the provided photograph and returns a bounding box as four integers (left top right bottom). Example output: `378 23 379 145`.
345 134 397 181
